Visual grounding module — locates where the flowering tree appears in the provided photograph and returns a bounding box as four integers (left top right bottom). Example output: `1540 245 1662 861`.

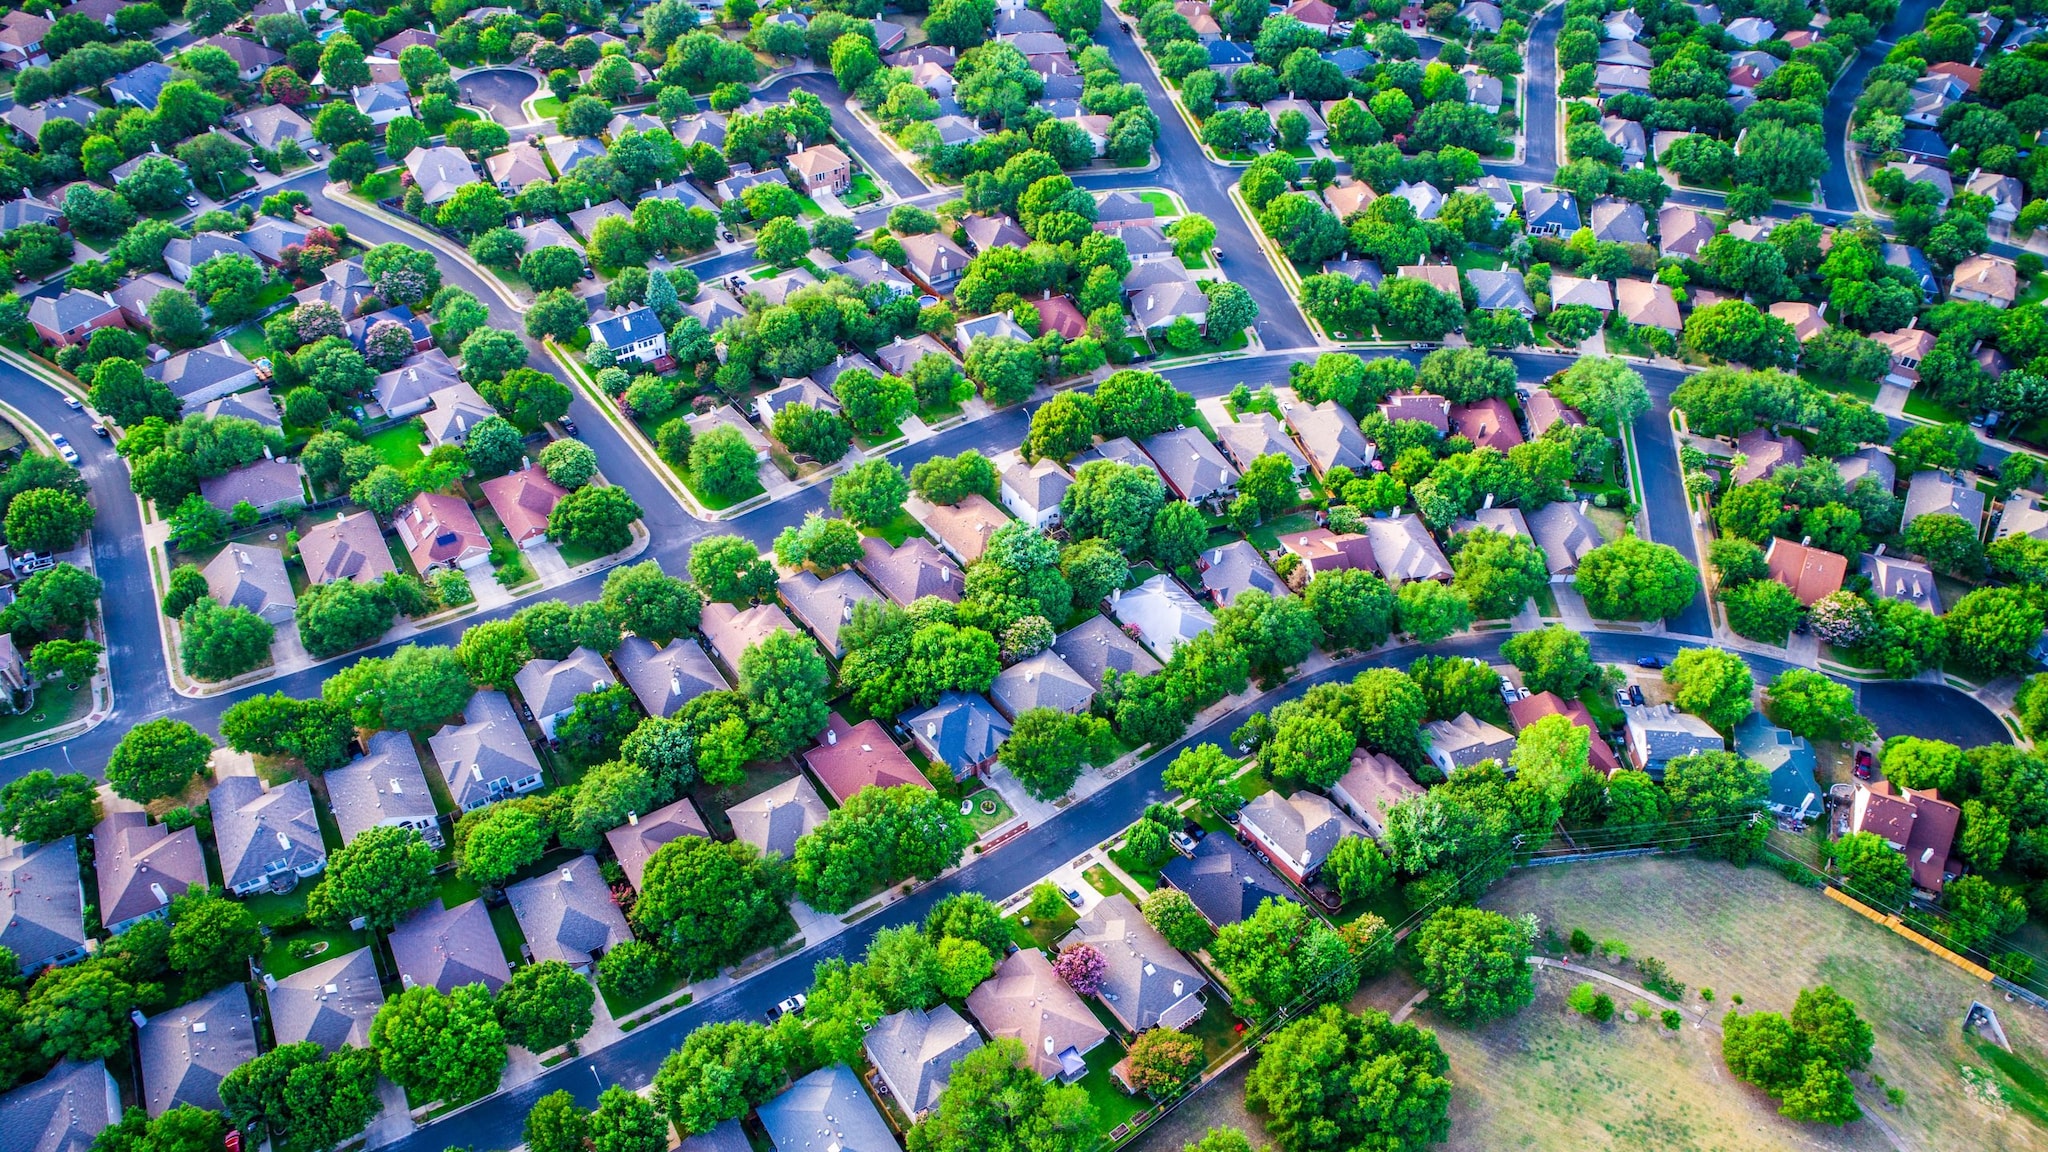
295 302 345 343
1808 591 1874 646
364 320 415 369
1054 942 1107 996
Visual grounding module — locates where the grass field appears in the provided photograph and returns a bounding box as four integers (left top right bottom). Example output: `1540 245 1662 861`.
1420 855 2048 1152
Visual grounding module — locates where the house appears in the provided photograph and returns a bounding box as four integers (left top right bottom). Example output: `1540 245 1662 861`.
1364 514 1452 583
865 1006 984 1120
1424 712 1517 776
590 305 667 365
515 647 617 739
786 143 852 195
2 96 100 143
1239 790 1365 885
967 948 1108 1083
0 1060 120 1152
1875 325 1938 387
200 542 295 626
1034 293 1089 340
164 234 260 283
1949 253 2020 308
1142 427 1239 501
1130 278 1210 335
375 350 462 419
92 811 203 935
1510 691 1622 775
389 897 509 988
1849 780 1961 892
1397 263 1459 298
778 569 885 658
1 835 86 973
325 730 441 849
930 114 987 147
1835 447 1896 494
210 775 324 895
27 290 121 347
393 490 489 573
991 649 1094 719
1724 16 1775 44
1327 750 1422 839
507 854 632 973
1284 0 1339 32
728 775 828 860
1280 528 1376 577
1121 224 1177 264
479 466 568 551
295 259 376 317
1159 833 1294 927
108 62 174 111
1199 539 1289 607
1465 70 1504 113
237 216 314 267
429 690 545 812
1764 537 1847 606
1094 190 1158 229
908 493 1009 567
613 636 727 719
759 1066 897 1152
1863 549 1943 615
1284 400 1372 476
700 601 804 678
606 797 711 890
1769 301 1827 344
900 231 972 288
266 947 382 1051
1621 703 1724 775
1448 397 1523 452
139 984 257 1115
1522 390 1583 438
296 512 395 587
1658 206 1717 259
875 333 957 379
111 272 181 328
487 141 552 191
1735 712 1818 822
1896 127 1951 165
1615 277 1681 333
1603 8 1644 38
1322 179 1378 221
1217 411 1309 477
235 103 314 153
1074 436 1163 480
857 535 963 606
1551 274 1615 311
1905 75 1964 129
1600 116 1647 167
354 80 414 125
813 351 882 392
1729 427 1806 486
1887 159 1953 205
954 311 1035 357
901 691 1011 779
1525 499 1605 578
1965 169 2023 223
146 340 259 404
1522 187 1580 236
1111 574 1216 659
1379 391 1450 432
1466 268 1535 318
1001 458 1074 530
1053 614 1163 691
1453 506 1532 545
1902 470 1986 532
804 712 928 803
1061 894 1208 1032
198 459 306 521
0 10 51 68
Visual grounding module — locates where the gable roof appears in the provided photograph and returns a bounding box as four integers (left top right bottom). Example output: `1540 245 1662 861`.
325 730 437 846
1902 470 1985 530
613 636 727 719
1509 691 1622 775
1863 550 1942 614
296 511 397 586
700 601 804 675
1159 833 1294 927
389 898 511 993
267 946 382 1051
1 835 86 970
1615 277 1680 331
514 646 617 721
1280 527 1377 576
805 712 929 803
1142 427 1239 500
198 458 305 514
1333 749 1424 831
506 854 632 967
1448 396 1522 452
1589 197 1649 244
865 1005 984 1116
1764 537 1847 605
900 691 1012 773
606 797 711 890
209 775 323 892
1061 894 1208 1032
92 811 203 930
778 568 886 657
395 490 488 569
728 774 829 860
1467 268 1534 315
27 290 118 336
1199 539 1289 606
1378 391 1450 431
1426 712 1516 768
147 339 256 398
200 542 295 623
1363 514 1452 583
911 493 1009 565
966 948 1108 1081
1624 703 1725 764
1217 411 1311 474
479 465 568 546
1112 573 1216 658
0 1061 117 1152
857 535 963 605
759 1065 898 1152
991 649 1094 718
1240 790 1363 872
1053 614 1163 690
1522 187 1579 230
1851 780 1960 891
429 690 544 810
1286 400 1372 474
139 984 256 1116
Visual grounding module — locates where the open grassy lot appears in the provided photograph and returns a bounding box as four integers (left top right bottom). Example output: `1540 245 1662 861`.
1425 855 2048 1152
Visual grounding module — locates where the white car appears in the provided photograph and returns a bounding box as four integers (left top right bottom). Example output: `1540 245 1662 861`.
61 395 81 411
768 993 806 1020
50 434 77 465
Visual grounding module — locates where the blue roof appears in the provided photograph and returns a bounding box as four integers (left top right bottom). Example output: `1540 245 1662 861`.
899 691 1010 779
1159 834 1295 927
1899 128 1950 157
1207 40 1252 65
592 305 658 349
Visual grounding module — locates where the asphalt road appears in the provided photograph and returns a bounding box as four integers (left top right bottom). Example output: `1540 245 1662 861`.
1487 1 1562 182
456 68 542 127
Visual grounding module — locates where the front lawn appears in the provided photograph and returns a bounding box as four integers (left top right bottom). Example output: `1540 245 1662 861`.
1903 389 1968 424
0 682 91 747
1108 844 1167 893
860 511 926 546
358 170 402 201
1083 864 1139 903
962 788 1015 837
259 922 370 980
1248 511 1318 551
1138 191 1181 218
532 95 565 121
1007 904 1078 953
842 173 884 207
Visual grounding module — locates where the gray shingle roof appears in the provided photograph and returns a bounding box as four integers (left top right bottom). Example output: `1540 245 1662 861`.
777 569 886 658
759 1065 898 1152
964 948 1108 1081
1284 401 1371 476
266 945 382 1051
990 649 1094 718
1158 834 1294 927
93 811 204 932
613 636 728 718
199 542 295 624
374 349 462 412
1526 500 1605 575
591 304 657 351
506 854 631 968
389 898 511 993
1215 411 1309 474
1052 614 1162 690
209 775 324 892
865 1005 984 1116
146 339 257 400
0 1061 117 1152
1522 187 1580 232
429 690 544 811
1239 791 1362 876
901 691 1011 774
726 775 828 860
1111 573 1215 659
1623 703 1725 770
325 730 439 846
198 458 306 514
514 647 617 723
1466 268 1534 314
139 983 257 1116
1061 894 1208 1032
1199 539 1289 607
1426 712 1517 769
26 290 118 335
605 798 710 890
1363 514 1451 583
1902 470 1985 531
1 835 85 970
857 535 964 605
1142 427 1239 500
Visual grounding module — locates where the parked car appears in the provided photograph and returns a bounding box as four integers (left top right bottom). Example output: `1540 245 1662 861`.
1060 886 1083 908
182 194 199 208
61 395 81 411
559 416 578 436
1854 750 1874 780
1635 656 1663 669
766 993 806 1021
90 423 107 439
50 435 77 465
306 147 322 159
1629 684 1645 706
1170 829 1197 855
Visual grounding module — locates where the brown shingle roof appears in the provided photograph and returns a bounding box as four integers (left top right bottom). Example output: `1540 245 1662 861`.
801 712 929 804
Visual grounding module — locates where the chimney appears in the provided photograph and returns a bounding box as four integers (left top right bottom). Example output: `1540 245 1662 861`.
561 867 574 882
626 811 639 826
826 727 838 745
671 672 681 696
150 882 169 906
1801 535 1812 547
1578 499 1589 514
264 444 275 460
1482 492 1494 508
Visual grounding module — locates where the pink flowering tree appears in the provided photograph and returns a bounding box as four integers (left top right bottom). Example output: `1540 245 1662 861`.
1055 943 1107 996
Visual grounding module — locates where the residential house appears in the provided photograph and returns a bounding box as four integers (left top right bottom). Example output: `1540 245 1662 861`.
235 103 314 153
1902 470 1986 531
1835 446 1897 493
1885 244 1941 298
197 393 280 436
389 897 509 988
1465 70 1504 113
901 691 1011 779
1130 278 1210 334
2 96 100 144
857 535 963 606
353 80 413 124
1379 391 1450 432
1621 703 1724 775
700 601 804 678
1736 712 1818 822
1965 169 2024 223
1285 0 1340 32
514 647 617 739
1522 389 1584 437
1590 197 1649 245
908 493 1009 566
1001 458 1074 530
1094 190 1158 229
1397 263 1460 298
27 290 122 347
394 491 490 573
803 712 929 804
1329 750 1422 839
1612 277 1680 333
1604 8 1644 38
1053 614 1163 690
266 947 382 1051
487 141 552 191
479 466 568 551
786 143 851 194
1207 38 1253 71
1142 427 1239 501
1905 74 1965 128
1073 435 1163 479
146 340 259 404
1764 537 1847 606
429 690 545 812
92 811 203 935
1522 187 1581 235
139 984 256 1115
1218 411 1310 477
591 305 668 365
325 730 442 849
1285 400 1373 475
111 272 181 328
930 114 987 146
900 231 972 288
506 855 632 973
1 835 86 973
1111 573 1216 658
1424 712 1517 776
1896 127 1952 165
237 217 313 267
210 775 324 895
294 258 375 317
108 62 174 110
1198 539 1289 607
728 774 828 861
1731 428 1807 486
865 1006 984 1120
778 569 885 658
954 311 1035 356
1601 117 1647 167
296 512 395 586
753 377 842 429
1363 514 1452 583
1060 894 1209 1032
1449 397 1523 452
1887 159 1953 204
1120 224 1176 264
1159 833 1294 927
1453 505 1532 542
1849 780 1961 892
1658 206 1717 259
1864 549 1943 614
1467 268 1535 317
990 649 1094 718
1771 301 1827 343
1280 527 1376 576
0 11 51 68
0 1061 120 1152
605 798 711 890
200 543 295 626
759 1066 897 1152
1724 16 1775 44
1510 691 1622 775
373 352 460 420
1875 325 1938 386
613 636 727 719
1239 790 1365 885
1323 179 1377 220
1551 274 1615 311
1525 499 1605 578
1321 257 1384 287
1950 253 2020 308
967 948 1108 1083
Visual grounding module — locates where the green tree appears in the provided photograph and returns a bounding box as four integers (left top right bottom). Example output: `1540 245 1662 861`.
167 886 262 983
1574 535 1700 620
106 719 211 802
1395 580 1472 642
651 1021 786 1135
1142 888 1212 951
310 825 436 931
5 487 93 554
1243 1004 1452 1152
494 960 596 1053
1832 830 1913 910
1413 906 1535 1024
632 836 793 978
370 984 507 1104
1162 743 1238 811
1764 670 1875 745
23 963 134 1061
1499 625 1597 697
525 1092 590 1152
1722 578 1804 645
452 799 552 887
177 598 274 681
739 629 831 758
0 770 99 843
1211 896 1359 1024
906 1040 1094 1152
791 785 974 912
1450 527 1548 619
549 485 643 554
829 459 910 528
220 1044 382 1152
996 708 1111 800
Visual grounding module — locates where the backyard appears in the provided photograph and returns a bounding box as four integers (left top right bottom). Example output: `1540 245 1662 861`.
1419 855 2048 1152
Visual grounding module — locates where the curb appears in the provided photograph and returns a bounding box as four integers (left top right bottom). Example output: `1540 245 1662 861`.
325 185 531 311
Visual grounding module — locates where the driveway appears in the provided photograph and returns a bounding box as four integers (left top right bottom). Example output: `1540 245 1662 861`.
456 68 541 126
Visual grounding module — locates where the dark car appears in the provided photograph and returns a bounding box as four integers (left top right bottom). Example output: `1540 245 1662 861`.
1060 886 1084 908
1854 750 1874 780
1636 656 1663 669
1629 684 1646 706
559 416 578 436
